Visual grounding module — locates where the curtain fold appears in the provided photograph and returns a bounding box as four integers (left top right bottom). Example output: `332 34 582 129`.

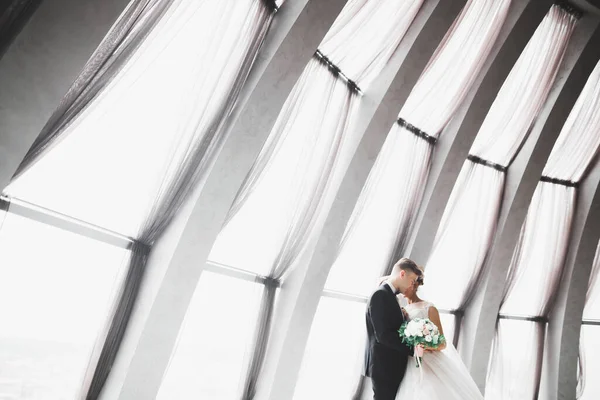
318 0 425 88
324 0 511 297
500 182 577 317
486 58 600 400
127 1 274 242
423 4 577 311
397 0 511 134
8 0 274 238
240 281 278 400
500 60 600 318
79 241 149 399
12 0 177 180
214 60 358 276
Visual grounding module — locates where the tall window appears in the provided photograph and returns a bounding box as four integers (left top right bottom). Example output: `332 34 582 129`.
297 0 511 397
324 0 510 298
421 3 577 345
1 0 277 397
485 58 600 400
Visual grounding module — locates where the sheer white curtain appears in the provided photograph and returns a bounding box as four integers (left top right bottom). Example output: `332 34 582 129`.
319 0 424 88
210 0 424 278
398 0 510 132
577 241 600 399
210 60 357 276
500 59 600 317
486 58 600 400
6 0 273 238
325 0 511 296
422 4 577 311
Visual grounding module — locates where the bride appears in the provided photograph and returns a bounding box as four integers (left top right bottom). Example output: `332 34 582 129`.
378 271 483 400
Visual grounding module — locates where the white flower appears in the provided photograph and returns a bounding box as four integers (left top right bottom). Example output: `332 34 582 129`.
432 335 439 345
425 335 432 342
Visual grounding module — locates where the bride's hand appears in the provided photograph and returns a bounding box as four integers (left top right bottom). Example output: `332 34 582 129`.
424 342 446 352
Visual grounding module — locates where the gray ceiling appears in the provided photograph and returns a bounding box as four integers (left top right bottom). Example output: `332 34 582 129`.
573 0 600 15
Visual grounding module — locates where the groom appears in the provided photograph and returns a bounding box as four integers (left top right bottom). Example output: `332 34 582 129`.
364 258 422 400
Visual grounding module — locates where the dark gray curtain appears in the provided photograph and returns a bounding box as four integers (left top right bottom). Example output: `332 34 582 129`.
12 0 177 181
0 0 43 60
80 241 150 399
240 280 278 399
0 196 9 232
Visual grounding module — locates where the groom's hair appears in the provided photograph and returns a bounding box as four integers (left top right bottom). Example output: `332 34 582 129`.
392 258 422 280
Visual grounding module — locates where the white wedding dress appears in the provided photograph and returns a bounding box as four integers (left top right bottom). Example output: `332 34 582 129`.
395 301 483 400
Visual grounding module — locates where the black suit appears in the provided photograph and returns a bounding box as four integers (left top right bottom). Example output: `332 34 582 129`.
364 284 412 400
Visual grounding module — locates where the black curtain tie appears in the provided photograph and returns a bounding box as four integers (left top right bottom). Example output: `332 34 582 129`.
397 118 437 145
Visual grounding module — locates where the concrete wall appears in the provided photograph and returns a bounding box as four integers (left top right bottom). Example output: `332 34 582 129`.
0 0 130 191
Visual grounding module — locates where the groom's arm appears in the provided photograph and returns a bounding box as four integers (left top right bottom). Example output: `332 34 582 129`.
369 290 412 355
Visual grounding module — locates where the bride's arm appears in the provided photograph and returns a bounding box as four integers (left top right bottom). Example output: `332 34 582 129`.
426 306 447 351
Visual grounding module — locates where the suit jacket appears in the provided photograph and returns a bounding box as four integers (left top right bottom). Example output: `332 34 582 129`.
364 284 412 387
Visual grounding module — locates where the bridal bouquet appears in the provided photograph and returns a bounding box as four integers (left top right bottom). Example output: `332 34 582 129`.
398 318 446 367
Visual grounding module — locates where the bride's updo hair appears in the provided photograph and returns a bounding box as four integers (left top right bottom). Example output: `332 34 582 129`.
416 265 425 286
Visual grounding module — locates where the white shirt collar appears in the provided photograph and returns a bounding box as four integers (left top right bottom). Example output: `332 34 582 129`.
385 279 398 294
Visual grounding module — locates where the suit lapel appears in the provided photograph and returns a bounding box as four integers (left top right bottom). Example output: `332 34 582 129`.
382 283 405 322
